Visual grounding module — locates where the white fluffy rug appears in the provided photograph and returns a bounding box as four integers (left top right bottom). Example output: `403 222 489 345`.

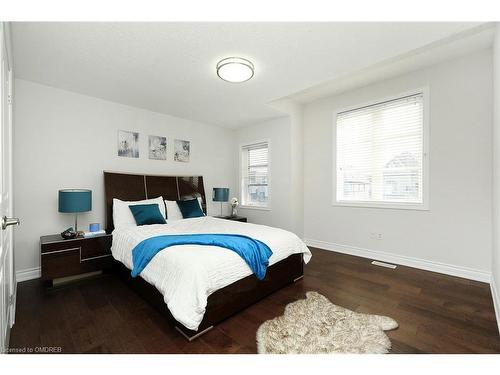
256 291 398 354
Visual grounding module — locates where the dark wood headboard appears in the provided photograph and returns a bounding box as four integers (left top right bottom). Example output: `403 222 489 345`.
103 171 207 232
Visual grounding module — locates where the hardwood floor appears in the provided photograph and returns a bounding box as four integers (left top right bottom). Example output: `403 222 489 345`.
9 248 500 353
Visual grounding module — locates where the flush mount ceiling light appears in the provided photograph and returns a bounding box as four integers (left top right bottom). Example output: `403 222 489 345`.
216 57 254 83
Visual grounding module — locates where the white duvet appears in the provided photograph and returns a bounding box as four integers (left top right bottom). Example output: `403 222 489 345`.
111 216 311 331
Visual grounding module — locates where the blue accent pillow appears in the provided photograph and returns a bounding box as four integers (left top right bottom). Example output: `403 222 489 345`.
177 198 204 219
129 204 167 226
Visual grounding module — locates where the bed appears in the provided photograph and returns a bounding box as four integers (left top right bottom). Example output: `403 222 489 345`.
104 171 311 340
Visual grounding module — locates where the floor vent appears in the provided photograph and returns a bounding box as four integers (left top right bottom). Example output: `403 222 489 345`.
371 260 397 269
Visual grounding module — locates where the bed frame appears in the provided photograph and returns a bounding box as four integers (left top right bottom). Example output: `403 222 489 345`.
104 171 304 340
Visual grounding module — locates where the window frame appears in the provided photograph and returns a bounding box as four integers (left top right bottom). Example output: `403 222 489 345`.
239 139 272 210
332 88 430 211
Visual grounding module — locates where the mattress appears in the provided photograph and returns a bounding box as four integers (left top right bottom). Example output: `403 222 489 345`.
111 216 311 330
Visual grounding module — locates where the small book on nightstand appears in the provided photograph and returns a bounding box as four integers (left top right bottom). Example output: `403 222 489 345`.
82 229 107 238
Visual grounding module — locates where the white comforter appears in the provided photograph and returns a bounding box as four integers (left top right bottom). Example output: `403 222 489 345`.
111 216 311 331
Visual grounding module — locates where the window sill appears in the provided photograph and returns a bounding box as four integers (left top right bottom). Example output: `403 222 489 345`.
239 205 271 211
332 201 429 211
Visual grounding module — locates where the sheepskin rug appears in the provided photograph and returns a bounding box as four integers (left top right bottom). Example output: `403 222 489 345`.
256 291 398 354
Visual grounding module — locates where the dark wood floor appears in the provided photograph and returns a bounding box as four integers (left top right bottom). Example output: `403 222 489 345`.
9 248 500 353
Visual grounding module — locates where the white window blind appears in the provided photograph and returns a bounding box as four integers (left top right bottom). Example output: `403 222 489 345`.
241 142 269 207
336 93 425 208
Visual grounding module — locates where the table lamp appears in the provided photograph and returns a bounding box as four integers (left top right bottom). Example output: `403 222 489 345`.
212 187 229 216
58 189 92 232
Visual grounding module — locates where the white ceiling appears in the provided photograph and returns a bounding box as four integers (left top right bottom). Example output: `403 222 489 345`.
12 22 484 128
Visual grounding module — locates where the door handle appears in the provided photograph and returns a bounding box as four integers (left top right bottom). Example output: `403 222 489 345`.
2 216 20 230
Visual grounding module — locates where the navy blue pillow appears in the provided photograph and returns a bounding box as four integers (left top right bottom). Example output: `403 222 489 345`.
129 204 166 226
177 198 204 219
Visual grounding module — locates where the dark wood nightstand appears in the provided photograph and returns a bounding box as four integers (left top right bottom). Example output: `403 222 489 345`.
40 233 113 286
214 215 247 223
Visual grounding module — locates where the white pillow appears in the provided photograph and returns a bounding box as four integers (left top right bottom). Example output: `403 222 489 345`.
113 196 166 229
165 197 204 221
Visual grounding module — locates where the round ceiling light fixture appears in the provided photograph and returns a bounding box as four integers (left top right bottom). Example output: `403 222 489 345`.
216 57 254 83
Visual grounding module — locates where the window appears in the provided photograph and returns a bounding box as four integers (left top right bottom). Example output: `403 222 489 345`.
241 141 270 208
335 91 427 209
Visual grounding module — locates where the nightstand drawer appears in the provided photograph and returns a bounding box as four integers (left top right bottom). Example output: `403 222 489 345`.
80 235 112 260
41 249 113 280
41 239 81 254
41 248 81 280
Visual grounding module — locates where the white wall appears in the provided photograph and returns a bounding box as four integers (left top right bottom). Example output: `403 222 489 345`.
492 24 500 331
285 102 304 238
13 79 236 273
233 100 305 237
303 49 493 278
234 116 294 231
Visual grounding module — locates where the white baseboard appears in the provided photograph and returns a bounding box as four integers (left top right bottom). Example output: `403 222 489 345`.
16 267 41 282
491 275 500 335
304 238 491 283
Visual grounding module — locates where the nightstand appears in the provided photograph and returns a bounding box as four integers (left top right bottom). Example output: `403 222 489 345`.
214 215 247 223
40 233 113 286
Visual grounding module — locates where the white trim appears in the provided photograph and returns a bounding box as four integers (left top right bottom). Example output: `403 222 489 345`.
1 21 16 353
238 138 271 209
490 274 500 335
332 201 429 211
304 238 490 283
10 280 16 327
239 205 271 211
2 22 13 68
16 267 41 282
332 87 430 211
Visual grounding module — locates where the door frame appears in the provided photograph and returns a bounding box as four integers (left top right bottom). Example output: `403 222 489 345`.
0 21 15 351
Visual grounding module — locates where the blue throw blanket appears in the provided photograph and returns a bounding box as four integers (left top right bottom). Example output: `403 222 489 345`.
131 233 273 280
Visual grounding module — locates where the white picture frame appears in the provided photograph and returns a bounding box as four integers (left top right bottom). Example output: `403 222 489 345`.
117 130 139 158
174 139 190 162
148 135 167 160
